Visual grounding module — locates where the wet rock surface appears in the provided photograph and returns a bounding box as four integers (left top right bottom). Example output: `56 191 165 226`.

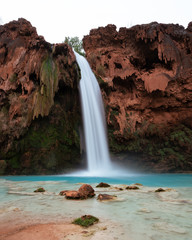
65 184 95 200
97 194 117 201
83 22 192 172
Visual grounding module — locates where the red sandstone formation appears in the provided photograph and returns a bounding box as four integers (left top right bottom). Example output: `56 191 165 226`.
1 18 192 174
0 19 80 174
83 22 192 172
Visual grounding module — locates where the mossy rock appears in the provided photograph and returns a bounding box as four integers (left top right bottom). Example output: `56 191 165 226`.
34 188 45 192
34 187 46 192
72 215 99 227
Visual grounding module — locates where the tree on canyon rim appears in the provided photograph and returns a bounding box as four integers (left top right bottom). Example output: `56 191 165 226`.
64 36 85 56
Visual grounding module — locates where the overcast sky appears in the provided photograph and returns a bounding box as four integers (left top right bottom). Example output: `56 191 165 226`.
1 0 192 43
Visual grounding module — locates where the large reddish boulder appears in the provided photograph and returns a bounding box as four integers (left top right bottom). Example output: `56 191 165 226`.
63 184 95 200
65 191 82 199
78 184 95 198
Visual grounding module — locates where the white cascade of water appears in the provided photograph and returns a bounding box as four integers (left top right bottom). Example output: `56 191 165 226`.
74 52 112 175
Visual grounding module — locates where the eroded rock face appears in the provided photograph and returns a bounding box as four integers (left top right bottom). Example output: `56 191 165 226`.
83 22 192 172
0 19 81 174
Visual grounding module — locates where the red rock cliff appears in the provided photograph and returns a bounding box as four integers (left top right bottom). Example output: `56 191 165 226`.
0 19 81 174
83 22 192 172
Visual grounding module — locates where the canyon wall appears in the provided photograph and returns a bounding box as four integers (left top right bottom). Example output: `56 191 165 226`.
0 19 82 174
83 22 192 172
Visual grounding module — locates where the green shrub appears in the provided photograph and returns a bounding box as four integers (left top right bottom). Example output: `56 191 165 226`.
72 215 99 227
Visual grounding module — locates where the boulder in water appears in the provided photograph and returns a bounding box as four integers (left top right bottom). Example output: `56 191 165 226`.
97 194 117 201
96 182 111 188
65 191 81 199
78 184 95 199
65 184 95 200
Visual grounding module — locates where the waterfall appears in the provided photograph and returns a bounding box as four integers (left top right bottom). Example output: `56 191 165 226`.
74 52 112 175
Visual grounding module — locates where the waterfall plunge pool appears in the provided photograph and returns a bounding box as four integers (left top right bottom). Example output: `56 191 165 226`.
1 173 192 187
0 174 192 240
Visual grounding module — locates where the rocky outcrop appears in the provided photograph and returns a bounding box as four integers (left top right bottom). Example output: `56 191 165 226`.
0 19 81 174
83 22 192 172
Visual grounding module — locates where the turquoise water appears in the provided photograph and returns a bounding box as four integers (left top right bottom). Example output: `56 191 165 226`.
0 174 192 240
1 173 192 187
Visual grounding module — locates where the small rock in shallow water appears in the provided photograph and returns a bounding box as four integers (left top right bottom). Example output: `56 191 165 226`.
96 182 111 188
34 187 45 192
134 183 143 186
97 194 117 201
155 188 166 192
126 186 139 190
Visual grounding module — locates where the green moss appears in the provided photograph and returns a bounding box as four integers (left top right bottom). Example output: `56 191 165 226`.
34 187 45 192
5 104 81 174
72 215 99 227
108 121 192 171
33 55 58 119
9 155 20 169
9 73 17 83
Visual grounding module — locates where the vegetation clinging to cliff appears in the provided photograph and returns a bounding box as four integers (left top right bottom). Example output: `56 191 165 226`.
32 55 58 119
64 37 85 56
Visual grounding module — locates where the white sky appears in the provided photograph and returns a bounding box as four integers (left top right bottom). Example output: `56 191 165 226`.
1 0 192 43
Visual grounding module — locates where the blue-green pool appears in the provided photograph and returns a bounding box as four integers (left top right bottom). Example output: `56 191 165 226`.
1 173 192 187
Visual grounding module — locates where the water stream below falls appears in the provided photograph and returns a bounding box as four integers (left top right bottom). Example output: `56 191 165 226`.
75 52 112 176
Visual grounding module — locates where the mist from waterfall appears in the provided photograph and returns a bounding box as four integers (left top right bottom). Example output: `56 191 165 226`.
74 52 112 176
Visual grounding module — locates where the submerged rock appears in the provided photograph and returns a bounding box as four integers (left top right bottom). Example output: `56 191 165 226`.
34 187 45 192
126 186 139 190
155 188 166 192
96 182 111 188
97 194 117 201
134 183 143 186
